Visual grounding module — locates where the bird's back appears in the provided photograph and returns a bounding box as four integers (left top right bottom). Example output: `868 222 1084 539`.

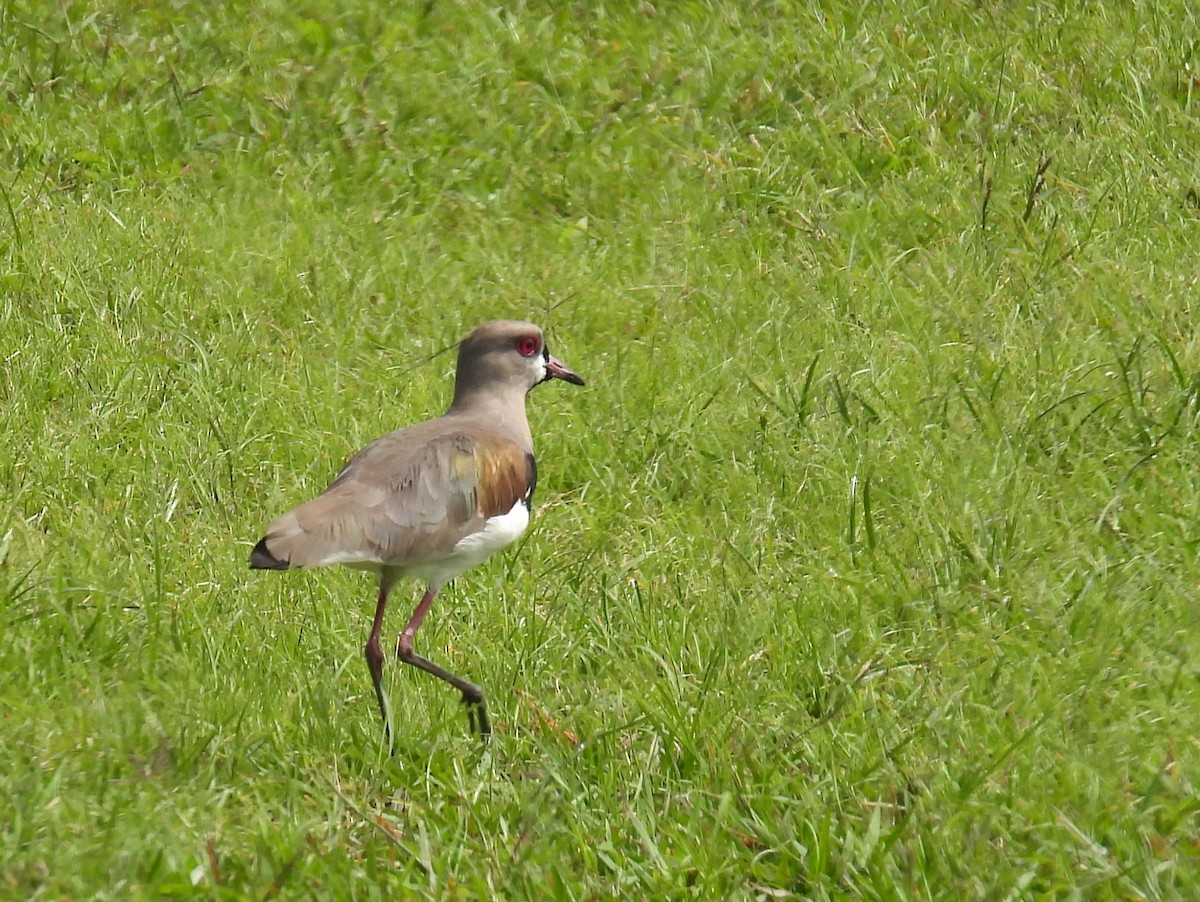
251 416 536 573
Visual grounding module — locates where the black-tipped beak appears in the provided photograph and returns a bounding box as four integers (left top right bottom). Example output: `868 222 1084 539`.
545 354 585 386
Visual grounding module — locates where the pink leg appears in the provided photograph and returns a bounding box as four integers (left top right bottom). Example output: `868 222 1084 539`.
396 587 490 736
397 587 437 656
364 583 392 743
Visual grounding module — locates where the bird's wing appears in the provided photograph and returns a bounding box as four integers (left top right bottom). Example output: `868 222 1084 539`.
254 424 535 570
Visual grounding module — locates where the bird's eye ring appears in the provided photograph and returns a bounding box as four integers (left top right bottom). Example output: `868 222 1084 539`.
516 336 539 357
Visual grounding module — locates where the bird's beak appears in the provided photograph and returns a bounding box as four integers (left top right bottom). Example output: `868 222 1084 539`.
545 354 585 386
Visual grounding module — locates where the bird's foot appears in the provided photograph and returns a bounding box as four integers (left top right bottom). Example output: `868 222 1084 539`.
462 691 491 737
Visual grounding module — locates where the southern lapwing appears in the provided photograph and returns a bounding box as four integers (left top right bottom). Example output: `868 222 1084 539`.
249 320 584 739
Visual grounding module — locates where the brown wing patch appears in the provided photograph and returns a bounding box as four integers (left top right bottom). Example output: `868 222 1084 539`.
472 439 534 518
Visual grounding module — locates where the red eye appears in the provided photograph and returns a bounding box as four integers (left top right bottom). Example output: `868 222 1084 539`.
516 335 539 358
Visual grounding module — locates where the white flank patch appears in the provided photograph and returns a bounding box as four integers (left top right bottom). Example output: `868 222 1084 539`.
452 498 530 566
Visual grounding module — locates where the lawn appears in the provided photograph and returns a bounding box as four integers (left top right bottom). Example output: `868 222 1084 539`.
3 0 1200 897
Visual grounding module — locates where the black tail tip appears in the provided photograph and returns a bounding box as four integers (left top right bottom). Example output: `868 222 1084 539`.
249 537 290 570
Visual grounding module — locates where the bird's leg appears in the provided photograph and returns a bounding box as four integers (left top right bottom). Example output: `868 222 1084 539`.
397 588 491 737
365 583 392 746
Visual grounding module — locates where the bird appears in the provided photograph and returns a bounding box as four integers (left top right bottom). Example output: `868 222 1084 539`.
249 320 584 740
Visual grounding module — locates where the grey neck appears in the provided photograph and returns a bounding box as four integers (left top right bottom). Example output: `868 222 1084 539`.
446 388 534 449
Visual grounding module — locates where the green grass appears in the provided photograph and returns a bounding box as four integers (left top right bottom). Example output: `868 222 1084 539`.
3 0 1200 896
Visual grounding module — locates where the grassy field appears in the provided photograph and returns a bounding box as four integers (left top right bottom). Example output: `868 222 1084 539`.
3 0 1200 897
